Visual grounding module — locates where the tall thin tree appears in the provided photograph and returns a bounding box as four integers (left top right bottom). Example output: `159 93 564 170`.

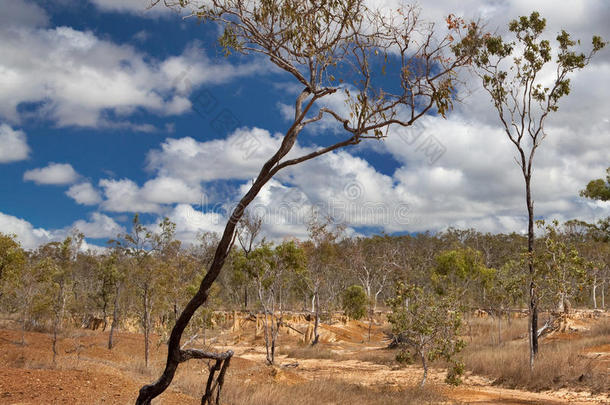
470 12 606 368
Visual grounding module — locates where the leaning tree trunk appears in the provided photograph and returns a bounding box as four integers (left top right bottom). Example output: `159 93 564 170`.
136 89 323 403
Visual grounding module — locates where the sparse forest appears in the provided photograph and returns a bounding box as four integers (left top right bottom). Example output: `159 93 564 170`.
0 1 608 404
1 178 609 401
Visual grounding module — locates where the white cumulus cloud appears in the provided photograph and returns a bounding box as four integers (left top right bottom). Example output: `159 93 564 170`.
70 212 125 239
0 123 30 163
66 182 102 205
24 163 79 185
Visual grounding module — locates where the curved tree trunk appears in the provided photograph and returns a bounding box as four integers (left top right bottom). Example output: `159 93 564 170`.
136 88 327 403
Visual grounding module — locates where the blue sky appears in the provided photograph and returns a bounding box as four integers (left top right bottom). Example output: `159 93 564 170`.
0 0 609 251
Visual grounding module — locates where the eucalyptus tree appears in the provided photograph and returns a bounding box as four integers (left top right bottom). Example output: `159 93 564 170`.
581 167 610 202
347 235 399 311
111 215 177 368
0 234 36 345
388 282 465 387
536 220 591 314
470 12 606 367
341 284 367 320
486 260 524 344
0 233 25 290
36 233 83 364
580 167 610 306
433 247 495 307
304 214 344 345
234 211 263 309
137 0 483 401
103 250 127 350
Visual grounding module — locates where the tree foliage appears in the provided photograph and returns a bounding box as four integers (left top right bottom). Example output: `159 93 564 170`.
341 284 367 320
387 282 465 387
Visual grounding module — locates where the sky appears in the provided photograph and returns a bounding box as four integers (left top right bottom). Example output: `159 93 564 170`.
0 0 608 251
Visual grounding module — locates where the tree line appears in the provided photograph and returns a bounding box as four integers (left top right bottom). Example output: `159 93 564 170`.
1 200 608 369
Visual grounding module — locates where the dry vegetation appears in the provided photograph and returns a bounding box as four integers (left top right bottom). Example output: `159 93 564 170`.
463 316 610 393
1 311 609 404
221 380 449 405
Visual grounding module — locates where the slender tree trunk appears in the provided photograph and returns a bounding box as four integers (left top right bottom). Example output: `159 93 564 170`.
525 176 538 369
497 313 501 345
108 283 121 350
52 315 59 365
102 298 108 331
243 285 248 310
557 291 566 313
592 277 597 309
263 312 271 364
420 351 428 387
312 289 320 345
601 281 605 309
368 307 373 343
21 313 27 346
143 286 151 368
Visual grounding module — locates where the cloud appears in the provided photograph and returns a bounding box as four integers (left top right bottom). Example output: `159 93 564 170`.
140 176 202 205
99 178 164 213
0 211 54 250
88 0 179 17
0 0 48 29
23 163 79 185
0 210 123 250
0 123 30 163
0 22 262 128
66 182 102 205
159 204 225 245
97 176 203 213
147 128 313 185
70 212 125 239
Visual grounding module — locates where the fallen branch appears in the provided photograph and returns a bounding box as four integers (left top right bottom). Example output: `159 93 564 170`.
279 320 305 336
180 333 200 350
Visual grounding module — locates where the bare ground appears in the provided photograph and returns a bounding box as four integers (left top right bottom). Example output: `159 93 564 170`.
0 313 608 405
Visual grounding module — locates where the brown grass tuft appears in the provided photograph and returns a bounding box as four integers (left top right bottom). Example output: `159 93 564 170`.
462 317 610 393
222 379 451 405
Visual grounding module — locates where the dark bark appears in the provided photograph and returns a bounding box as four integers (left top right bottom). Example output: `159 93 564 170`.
102 299 108 332
525 176 538 368
243 285 248 309
136 87 355 404
201 352 233 405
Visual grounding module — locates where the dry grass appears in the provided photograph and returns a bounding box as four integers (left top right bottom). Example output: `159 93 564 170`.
222 379 452 405
345 347 398 366
283 343 338 360
463 316 528 346
462 317 610 393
